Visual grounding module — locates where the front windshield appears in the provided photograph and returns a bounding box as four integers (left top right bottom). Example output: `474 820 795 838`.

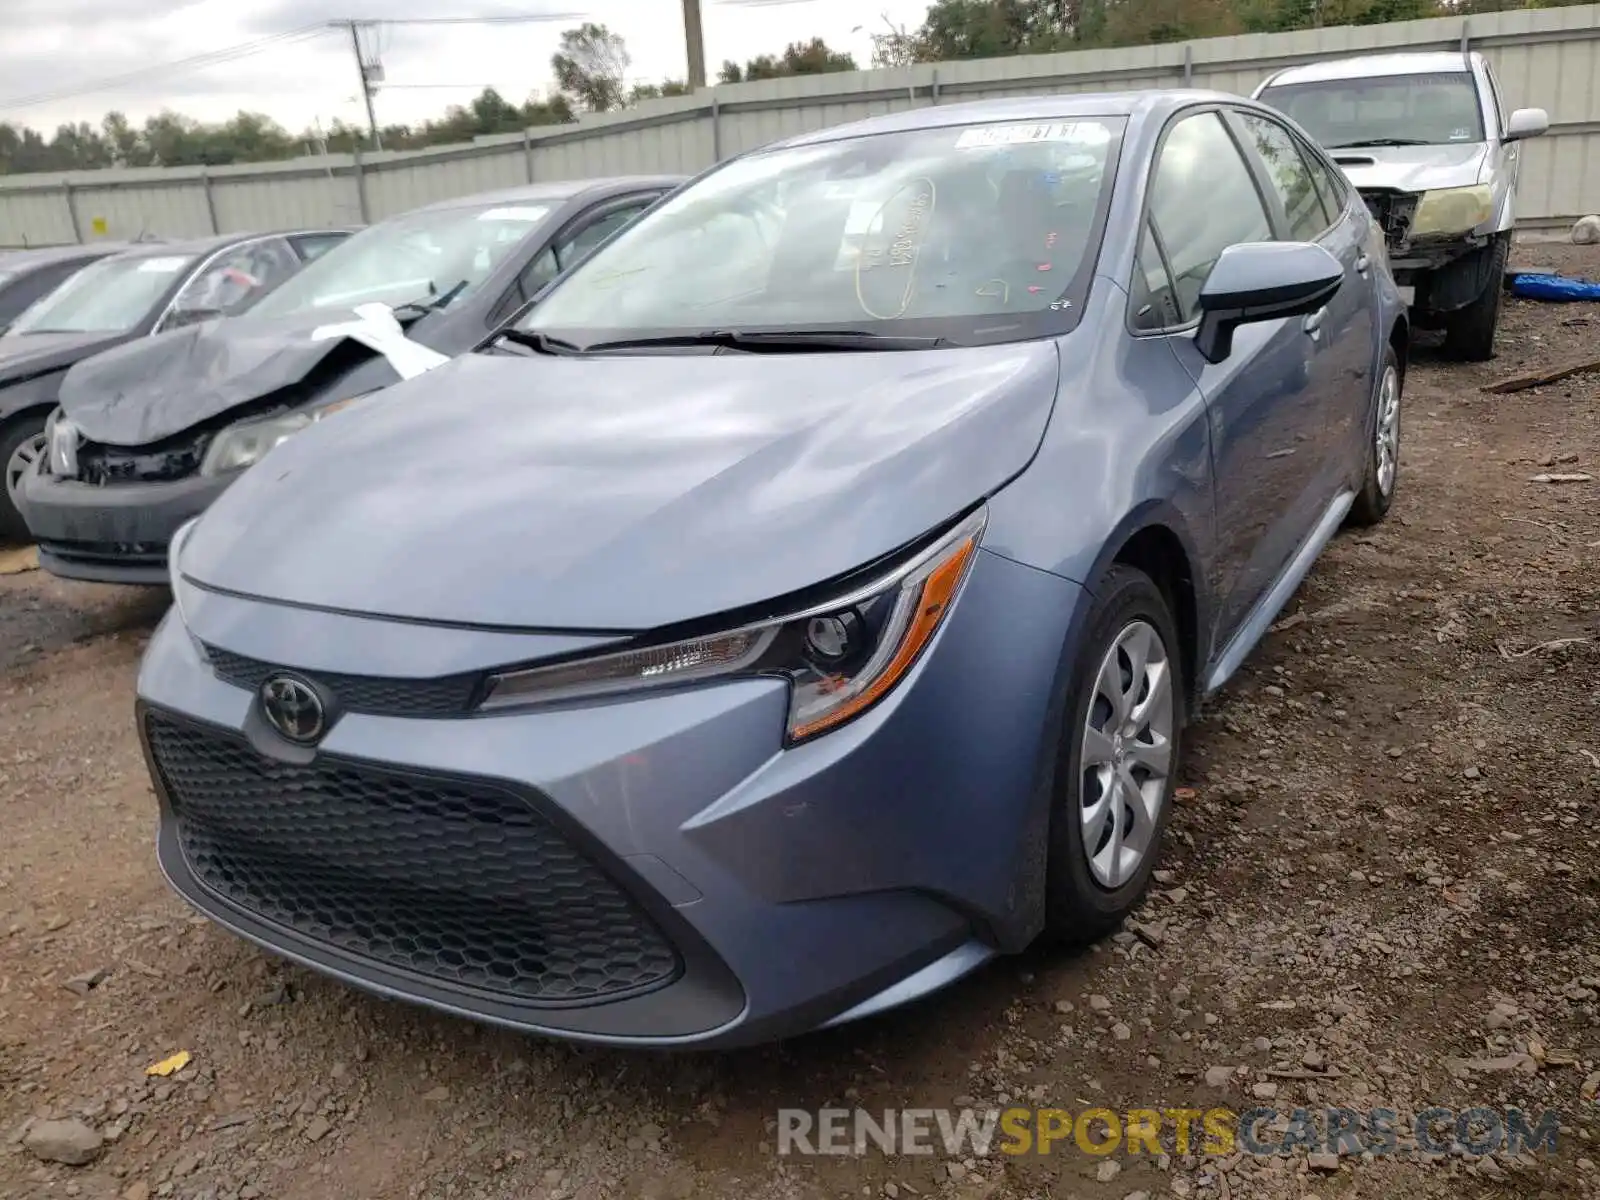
7 252 196 336
522 117 1124 346
1258 72 1485 148
246 201 556 321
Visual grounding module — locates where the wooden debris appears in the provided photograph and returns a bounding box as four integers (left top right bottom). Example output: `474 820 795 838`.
1483 354 1600 394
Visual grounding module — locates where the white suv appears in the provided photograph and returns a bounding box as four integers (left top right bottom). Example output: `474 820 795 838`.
1254 51 1547 360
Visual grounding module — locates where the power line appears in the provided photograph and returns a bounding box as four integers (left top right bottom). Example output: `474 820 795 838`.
338 13 588 25
325 14 589 149
0 25 334 112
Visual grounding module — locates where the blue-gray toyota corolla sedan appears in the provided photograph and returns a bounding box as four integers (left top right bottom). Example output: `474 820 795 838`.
138 91 1407 1048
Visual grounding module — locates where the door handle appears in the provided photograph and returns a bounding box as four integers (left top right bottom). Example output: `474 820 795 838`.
1302 307 1325 338
1355 252 1371 274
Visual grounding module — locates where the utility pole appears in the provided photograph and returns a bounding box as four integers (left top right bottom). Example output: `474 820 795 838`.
338 20 383 151
681 0 706 91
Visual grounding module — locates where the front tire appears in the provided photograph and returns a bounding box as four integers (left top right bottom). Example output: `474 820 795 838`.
1042 565 1185 944
1347 345 1402 527
1442 233 1509 362
0 412 48 545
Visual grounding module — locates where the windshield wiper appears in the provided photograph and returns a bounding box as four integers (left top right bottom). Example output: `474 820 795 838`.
580 329 948 354
1326 137 1434 149
493 328 584 356
392 278 470 320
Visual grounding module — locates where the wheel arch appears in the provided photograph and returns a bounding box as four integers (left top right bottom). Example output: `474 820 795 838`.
1079 501 1210 708
1387 311 1410 385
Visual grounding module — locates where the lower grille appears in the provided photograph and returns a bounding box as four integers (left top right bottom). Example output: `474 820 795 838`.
145 712 682 1005
202 645 479 717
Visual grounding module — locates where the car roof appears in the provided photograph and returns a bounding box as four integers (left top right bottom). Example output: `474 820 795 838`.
413 175 685 214
93 229 354 261
767 90 1251 151
0 241 144 270
1261 52 1477 88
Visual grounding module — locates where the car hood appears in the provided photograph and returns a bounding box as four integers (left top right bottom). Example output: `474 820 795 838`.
1329 142 1489 194
56 308 452 446
0 330 131 386
180 342 1062 631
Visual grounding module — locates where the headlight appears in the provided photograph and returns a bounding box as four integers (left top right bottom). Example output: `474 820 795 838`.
198 395 369 477
1411 185 1493 237
200 411 312 475
480 507 986 744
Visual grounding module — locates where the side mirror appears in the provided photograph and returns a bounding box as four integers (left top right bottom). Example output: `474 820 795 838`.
1504 107 1549 142
1194 241 1343 364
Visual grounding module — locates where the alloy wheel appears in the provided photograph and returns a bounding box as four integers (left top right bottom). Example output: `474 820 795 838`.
4 431 46 503
1375 364 1400 498
1080 619 1175 890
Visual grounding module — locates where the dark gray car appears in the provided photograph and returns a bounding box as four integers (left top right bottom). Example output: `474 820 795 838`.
18 176 681 580
0 230 351 542
0 242 144 336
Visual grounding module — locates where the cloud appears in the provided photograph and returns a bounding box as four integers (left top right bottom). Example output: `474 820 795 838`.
2 0 930 137
237 0 578 30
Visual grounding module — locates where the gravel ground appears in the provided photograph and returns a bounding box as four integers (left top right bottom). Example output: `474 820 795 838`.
2 244 1598 1200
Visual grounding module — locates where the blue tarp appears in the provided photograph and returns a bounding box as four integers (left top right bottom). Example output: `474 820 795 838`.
1509 272 1600 302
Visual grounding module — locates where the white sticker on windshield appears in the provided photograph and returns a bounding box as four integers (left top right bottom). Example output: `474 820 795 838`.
477 206 548 222
954 122 1110 149
136 256 189 273
833 199 888 270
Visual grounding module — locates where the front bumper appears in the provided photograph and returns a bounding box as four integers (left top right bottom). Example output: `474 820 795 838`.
136 548 1084 1047
17 465 232 585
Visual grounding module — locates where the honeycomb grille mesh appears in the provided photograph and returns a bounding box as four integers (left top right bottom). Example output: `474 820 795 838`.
145 712 681 1005
202 645 479 717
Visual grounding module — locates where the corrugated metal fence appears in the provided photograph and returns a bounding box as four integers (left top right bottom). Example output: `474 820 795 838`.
4 3 1598 247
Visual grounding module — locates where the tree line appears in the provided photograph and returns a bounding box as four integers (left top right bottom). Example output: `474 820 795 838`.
0 0 1582 176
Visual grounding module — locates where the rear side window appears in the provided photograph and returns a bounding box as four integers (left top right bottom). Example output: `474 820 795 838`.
1147 111 1274 323
1234 113 1331 241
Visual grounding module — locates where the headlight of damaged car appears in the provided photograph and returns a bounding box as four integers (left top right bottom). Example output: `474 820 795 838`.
1411 184 1494 237
481 507 986 744
199 395 368 476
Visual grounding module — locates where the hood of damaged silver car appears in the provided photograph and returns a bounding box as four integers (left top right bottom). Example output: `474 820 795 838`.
55 309 440 446
1331 142 1489 194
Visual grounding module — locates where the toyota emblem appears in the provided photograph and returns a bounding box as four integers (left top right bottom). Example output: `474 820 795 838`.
260 674 326 744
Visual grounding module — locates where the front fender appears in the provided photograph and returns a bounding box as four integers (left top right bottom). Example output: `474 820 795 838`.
1484 151 1518 234
0 369 64 426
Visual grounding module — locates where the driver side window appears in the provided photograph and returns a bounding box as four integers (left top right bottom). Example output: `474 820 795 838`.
496 198 657 324
1147 112 1274 323
168 239 299 327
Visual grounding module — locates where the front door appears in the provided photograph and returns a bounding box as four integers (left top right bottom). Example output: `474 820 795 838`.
1230 108 1377 508
1143 107 1322 651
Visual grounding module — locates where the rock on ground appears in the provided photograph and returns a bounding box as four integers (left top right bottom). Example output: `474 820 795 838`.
23 1118 102 1166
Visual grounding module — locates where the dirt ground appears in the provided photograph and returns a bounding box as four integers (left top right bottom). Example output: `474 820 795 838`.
2 243 1598 1200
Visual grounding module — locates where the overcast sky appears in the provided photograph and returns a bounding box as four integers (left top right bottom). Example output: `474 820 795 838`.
1 0 933 137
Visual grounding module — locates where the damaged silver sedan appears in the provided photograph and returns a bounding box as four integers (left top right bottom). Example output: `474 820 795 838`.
17 175 678 583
